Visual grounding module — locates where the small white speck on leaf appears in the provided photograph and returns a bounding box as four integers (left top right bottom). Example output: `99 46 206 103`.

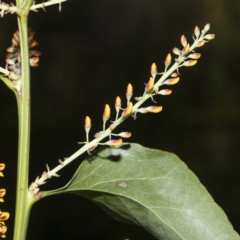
119 181 127 188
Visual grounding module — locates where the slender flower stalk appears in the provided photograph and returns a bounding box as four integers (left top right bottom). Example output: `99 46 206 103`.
28 24 215 199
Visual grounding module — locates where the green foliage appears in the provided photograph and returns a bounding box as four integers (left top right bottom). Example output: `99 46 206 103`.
45 143 240 239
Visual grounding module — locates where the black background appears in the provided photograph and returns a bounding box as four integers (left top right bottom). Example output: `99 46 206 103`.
0 0 240 239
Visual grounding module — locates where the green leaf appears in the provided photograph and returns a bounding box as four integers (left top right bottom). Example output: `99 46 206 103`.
45 143 240 240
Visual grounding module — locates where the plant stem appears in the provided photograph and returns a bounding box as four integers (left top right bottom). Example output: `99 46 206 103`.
13 13 35 240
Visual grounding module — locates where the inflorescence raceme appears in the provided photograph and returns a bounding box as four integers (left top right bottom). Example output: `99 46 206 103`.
0 30 40 98
29 23 215 199
0 164 10 238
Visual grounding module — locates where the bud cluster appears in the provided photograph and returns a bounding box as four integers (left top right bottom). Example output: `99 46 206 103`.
0 164 9 238
6 30 40 78
29 24 215 198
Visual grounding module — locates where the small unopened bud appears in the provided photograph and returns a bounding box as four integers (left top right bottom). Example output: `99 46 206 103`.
182 60 197 67
204 23 210 32
115 96 121 110
134 96 143 101
194 26 200 38
150 63 157 78
171 72 178 77
118 132 132 138
126 83 133 103
146 106 163 113
165 53 172 68
145 77 154 91
85 116 91 142
6 59 15 65
180 35 187 47
106 138 123 147
196 40 205 47
172 47 181 55
164 77 180 85
123 102 133 116
0 189 6 202
158 89 172 95
204 34 215 40
30 57 39 67
103 104 111 120
85 116 91 129
0 164 5 177
94 131 103 138
188 53 201 59
182 43 190 54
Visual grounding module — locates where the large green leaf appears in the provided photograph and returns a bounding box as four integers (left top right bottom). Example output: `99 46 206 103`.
45 143 240 240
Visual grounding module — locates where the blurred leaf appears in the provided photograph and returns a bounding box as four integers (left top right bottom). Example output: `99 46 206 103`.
45 143 240 240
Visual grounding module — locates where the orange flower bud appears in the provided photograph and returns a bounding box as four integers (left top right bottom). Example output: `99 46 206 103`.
118 132 132 138
171 72 178 77
0 221 7 238
172 47 181 55
0 189 6 202
146 106 163 113
145 77 154 91
182 60 197 67
182 43 190 54
204 34 215 40
158 89 172 95
106 138 123 147
196 40 205 47
180 35 187 47
164 77 180 85
126 83 133 97
0 211 9 221
85 116 91 129
194 26 200 38
115 96 121 109
103 104 111 120
204 23 210 32
123 102 133 116
188 53 201 59
150 63 157 76
165 53 172 66
0 164 5 177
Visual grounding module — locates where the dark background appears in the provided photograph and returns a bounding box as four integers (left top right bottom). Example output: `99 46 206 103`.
0 0 240 239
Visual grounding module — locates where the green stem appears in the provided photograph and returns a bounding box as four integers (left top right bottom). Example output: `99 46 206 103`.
13 13 35 240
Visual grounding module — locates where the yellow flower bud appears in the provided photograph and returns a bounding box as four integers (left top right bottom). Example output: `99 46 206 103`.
126 83 133 97
0 164 5 177
181 35 187 47
182 60 197 67
146 106 163 113
197 40 205 47
115 96 121 109
145 77 154 91
106 138 123 147
123 102 133 116
158 89 172 95
164 77 180 85
85 116 91 129
150 63 157 78
194 26 200 38
182 43 190 54
165 53 172 66
0 189 6 202
103 104 111 120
